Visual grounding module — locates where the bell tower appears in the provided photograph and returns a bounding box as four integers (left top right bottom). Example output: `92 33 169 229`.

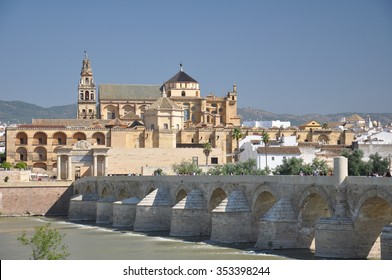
77 51 97 119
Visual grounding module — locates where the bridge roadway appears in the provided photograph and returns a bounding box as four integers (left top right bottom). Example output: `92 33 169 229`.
69 157 392 259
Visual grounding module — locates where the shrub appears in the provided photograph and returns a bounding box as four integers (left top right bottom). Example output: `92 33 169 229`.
17 223 69 260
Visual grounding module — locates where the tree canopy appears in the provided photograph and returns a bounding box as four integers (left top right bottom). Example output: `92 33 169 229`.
341 150 389 176
208 159 267 175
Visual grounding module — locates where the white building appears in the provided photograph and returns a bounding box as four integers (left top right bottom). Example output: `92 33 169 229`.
356 131 392 145
239 135 300 170
256 146 301 170
242 120 291 129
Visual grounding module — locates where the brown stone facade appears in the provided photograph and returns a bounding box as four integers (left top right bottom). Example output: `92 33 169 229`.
0 182 73 216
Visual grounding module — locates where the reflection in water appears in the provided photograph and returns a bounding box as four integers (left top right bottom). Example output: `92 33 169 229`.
0 217 315 260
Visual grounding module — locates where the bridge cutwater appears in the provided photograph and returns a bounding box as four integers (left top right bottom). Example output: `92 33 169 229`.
69 157 392 259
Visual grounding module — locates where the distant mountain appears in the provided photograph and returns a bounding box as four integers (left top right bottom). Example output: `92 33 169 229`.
0 100 391 127
238 107 392 127
0 101 76 124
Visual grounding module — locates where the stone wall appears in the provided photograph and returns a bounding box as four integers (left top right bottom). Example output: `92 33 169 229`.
0 181 73 216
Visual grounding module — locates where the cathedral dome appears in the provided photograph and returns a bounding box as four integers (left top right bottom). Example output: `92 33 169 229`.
164 64 198 84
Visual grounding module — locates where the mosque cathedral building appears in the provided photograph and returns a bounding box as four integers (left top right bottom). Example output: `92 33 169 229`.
5 53 353 178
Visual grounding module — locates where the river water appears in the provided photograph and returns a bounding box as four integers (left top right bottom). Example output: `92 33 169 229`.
0 216 319 260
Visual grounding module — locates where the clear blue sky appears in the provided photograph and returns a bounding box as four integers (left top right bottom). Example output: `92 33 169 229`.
0 0 391 115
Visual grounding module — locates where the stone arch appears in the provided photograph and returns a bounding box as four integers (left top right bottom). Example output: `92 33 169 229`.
92 132 105 145
33 146 47 161
16 132 28 145
86 185 93 193
352 187 392 220
33 131 47 145
52 132 67 146
251 190 278 240
318 134 329 144
16 147 28 161
122 105 134 115
101 187 110 198
104 105 118 119
118 189 129 200
297 190 332 248
145 185 156 197
353 195 392 258
72 132 87 144
175 189 187 204
208 187 227 212
33 162 47 170
297 185 334 217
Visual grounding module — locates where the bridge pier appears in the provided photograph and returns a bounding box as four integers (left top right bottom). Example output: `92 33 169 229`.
210 190 253 243
134 187 173 232
68 193 99 221
96 196 117 224
112 197 140 228
315 156 359 258
255 197 299 249
170 189 209 236
381 225 392 260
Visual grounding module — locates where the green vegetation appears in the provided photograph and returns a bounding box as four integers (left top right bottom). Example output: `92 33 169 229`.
153 168 163 176
208 159 268 175
0 152 5 163
1 161 12 169
274 158 329 175
341 150 389 176
17 223 69 260
202 142 212 166
261 131 270 169
172 160 202 175
232 127 243 162
14 162 27 170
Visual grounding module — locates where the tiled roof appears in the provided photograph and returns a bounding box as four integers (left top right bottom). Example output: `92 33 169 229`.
346 114 365 122
148 96 181 110
257 146 301 155
164 70 198 84
99 84 161 100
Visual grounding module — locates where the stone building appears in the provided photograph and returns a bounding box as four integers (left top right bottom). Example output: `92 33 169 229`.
5 54 240 177
5 53 353 178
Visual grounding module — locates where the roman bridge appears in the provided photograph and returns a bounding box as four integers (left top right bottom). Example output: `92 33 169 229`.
69 157 392 259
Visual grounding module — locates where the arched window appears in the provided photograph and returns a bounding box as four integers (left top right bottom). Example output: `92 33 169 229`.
181 91 186 97
184 109 190 121
85 91 89 100
90 93 94 100
85 78 89 84
80 93 83 100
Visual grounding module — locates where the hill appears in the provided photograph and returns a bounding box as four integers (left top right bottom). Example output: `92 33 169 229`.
0 100 391 127
0 101 76 124
238 107 392 127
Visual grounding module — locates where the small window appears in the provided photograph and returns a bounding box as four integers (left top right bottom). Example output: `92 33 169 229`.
89 109 92 112
211 157 218 164
272 157 275 161
181 91 186 96
163 123 168 129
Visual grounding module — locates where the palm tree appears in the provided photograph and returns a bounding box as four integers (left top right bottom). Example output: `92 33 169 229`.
232 127 243 162
203 142 212 166
262 130 270 170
